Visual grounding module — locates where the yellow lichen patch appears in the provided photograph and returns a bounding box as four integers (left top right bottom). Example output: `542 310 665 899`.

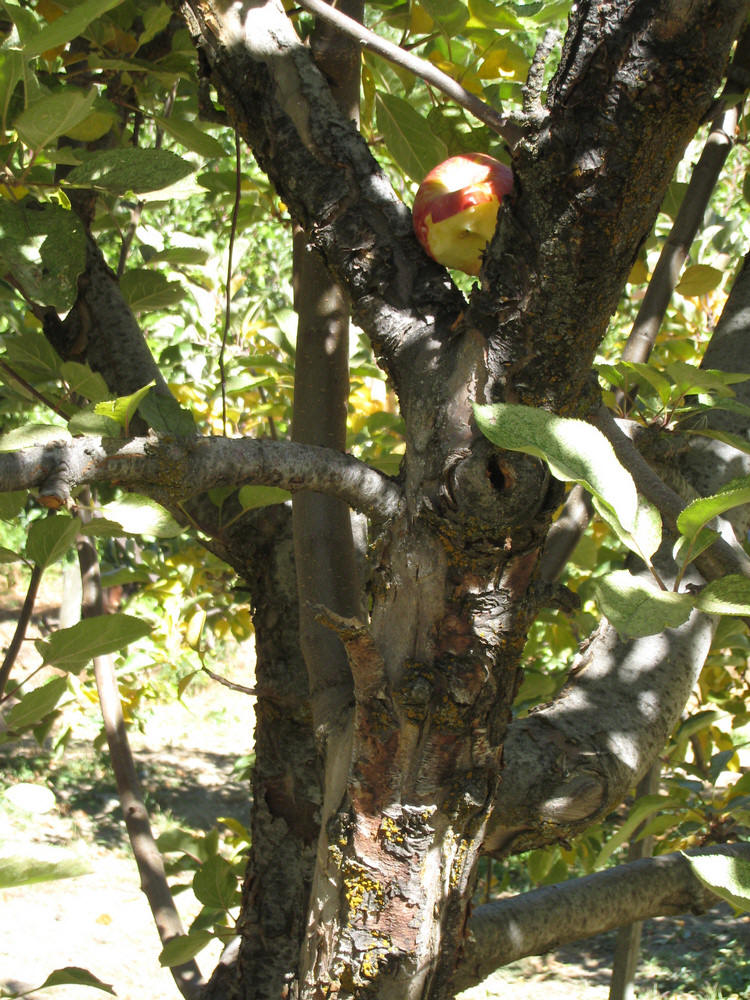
342 858 385 916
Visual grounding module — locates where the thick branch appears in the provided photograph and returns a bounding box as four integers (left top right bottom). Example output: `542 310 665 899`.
486 607 715 855
177 0 465 398
454 843 750 992
0 435 404 522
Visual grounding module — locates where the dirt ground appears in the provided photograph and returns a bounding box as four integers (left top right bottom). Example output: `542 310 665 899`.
1 573 749 999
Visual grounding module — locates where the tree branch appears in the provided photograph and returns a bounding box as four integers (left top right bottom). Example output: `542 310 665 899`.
0 435 404 523
293 0 521 143
454 843 750 992
486 606 715 855
77 510 204 1000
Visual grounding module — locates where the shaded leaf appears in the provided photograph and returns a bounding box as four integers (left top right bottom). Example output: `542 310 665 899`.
159 931 213 967
37 613 152 673
66 148 194 194
119 268 184 313
0 490 26 519
5 675 68 731
675 264 724 298
22 0 124 57
38 967 115 994
237 485 291 510
138 390 196 436
68 409 123 437
375 92 448 182
14 89 98 149
192 855 238 909
26 515 79 568
0 200 86 310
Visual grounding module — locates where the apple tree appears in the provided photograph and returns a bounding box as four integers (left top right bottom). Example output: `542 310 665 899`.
1 1 750 999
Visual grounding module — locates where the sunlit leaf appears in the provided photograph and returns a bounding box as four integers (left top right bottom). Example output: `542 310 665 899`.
100 494 182 537
594 570 693 639
682 851 750 912
693 575 750 617
94 381 154 429
238 485 291 510
5 675 68 731
0 854 90 890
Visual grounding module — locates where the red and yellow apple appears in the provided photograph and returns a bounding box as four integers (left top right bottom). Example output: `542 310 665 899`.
412 153 513 275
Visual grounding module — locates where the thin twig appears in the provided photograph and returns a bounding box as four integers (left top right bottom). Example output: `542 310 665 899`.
294 0 522 143
0 563 43 700
201 663 256 695
220 131 241 436
0 359 71 420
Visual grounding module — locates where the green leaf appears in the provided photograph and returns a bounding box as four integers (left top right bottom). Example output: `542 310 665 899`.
154 115 225 158
0 545 21 562
237 485 291 510
0 48 25 132
192 855 238 909
60 361 111 403
594 570 693 639
14 89 98 150
66 148 195 194
672 526 719 570
138 390 196 436
159 931 214 967
0 854 90 890
682 851 750 912
5 676 68 731
101 495 182 538
687 427 750 457
37 613 152 673
375 92 448 182
594 794 681 869
22 0 125 57
68 409 123 437
467 0 523 29
2 330 62 381
37 967 115 995
26 515 79 568
0 423 68 452
0 200 86 310
420 0 469 35
675 264 724 298
94 381 154 429
119 268 184 313
473 403 661 556
693 576 750 617
0 490 26 519
593 493 662 564
677 477 750 542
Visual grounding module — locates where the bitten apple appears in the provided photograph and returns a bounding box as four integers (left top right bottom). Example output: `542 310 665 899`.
412 153 513 275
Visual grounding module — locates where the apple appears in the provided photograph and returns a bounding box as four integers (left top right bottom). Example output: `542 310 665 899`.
412 153 514 275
